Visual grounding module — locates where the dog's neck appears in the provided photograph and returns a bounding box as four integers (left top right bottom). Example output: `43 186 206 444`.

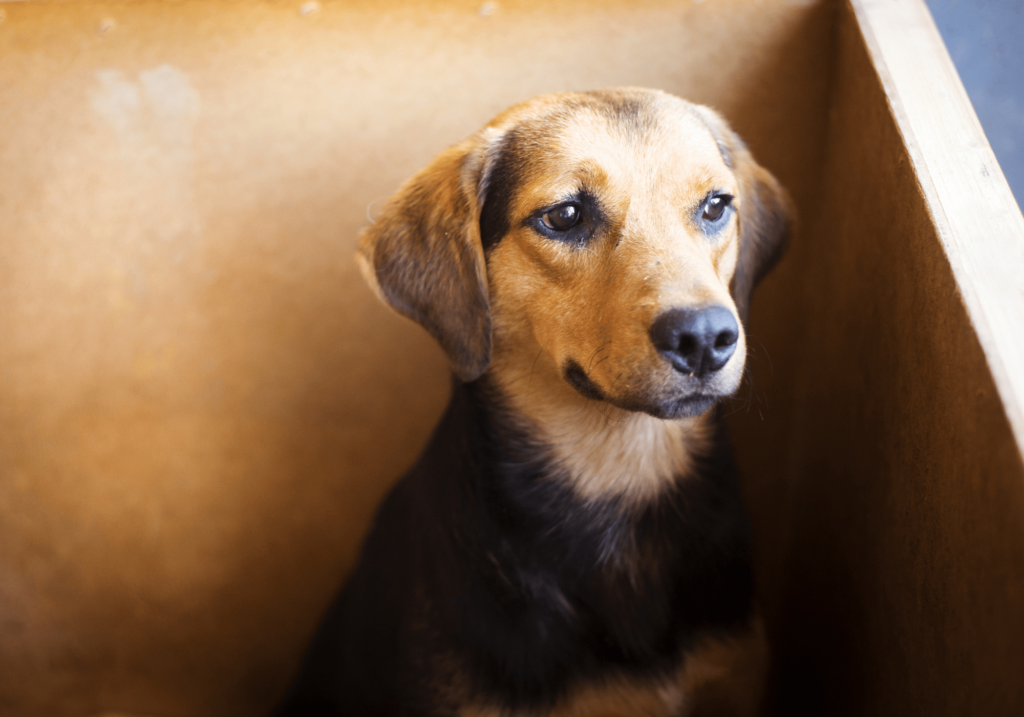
483 348 710 508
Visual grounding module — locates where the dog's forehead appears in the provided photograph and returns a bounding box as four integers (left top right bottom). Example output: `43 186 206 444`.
551 102 721 168
500 98 730 204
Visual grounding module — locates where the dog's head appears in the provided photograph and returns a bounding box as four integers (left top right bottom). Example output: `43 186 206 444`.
359 88 792 419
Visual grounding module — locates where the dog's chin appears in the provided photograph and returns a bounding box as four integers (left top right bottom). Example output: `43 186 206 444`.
615 392 721 420
650 393 721 419
564 378 723 420
561 361 737 419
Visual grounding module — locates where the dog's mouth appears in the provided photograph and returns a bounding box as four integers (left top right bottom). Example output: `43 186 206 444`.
561 359 728 419
614 390 723 420
563 359 606 402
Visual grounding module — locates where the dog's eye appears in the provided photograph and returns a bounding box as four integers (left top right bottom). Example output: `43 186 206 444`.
542 203 581 231
702 194 733 222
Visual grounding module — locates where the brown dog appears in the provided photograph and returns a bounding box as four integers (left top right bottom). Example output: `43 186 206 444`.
276 87 792 717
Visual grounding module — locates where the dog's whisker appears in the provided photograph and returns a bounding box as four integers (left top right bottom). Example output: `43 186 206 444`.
527 348 544 390
586 340 612 373
754 337 774 376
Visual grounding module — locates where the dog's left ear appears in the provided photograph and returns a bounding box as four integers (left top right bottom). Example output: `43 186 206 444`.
358 130 504 382
694 106 795 325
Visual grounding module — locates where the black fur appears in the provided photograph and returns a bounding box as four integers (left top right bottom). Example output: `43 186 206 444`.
479 133 521 253
562 359 606 401
274 378 753 716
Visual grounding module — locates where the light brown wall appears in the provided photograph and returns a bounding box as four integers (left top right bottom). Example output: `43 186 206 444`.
727 3 1024 714
0 1 834 715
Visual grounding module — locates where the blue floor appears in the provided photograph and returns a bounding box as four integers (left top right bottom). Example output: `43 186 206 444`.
925 0 1024 209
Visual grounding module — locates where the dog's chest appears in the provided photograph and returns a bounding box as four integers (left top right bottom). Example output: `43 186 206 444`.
441 469 752 714
452 626 761 717
417 386 755 715
458 675 684 717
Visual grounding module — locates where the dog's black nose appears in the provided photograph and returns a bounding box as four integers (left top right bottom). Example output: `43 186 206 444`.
650 306 739 377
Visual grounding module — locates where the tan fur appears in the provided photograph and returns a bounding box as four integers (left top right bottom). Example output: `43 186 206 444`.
480 91 747 504
676 617 769 716
489 343 711 504
485 97 746 404
358 138 497 381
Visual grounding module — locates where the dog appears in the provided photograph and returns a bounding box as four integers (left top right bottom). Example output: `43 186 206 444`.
275 87 792 717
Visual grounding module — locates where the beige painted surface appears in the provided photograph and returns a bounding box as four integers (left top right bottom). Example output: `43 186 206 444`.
0 1 834 715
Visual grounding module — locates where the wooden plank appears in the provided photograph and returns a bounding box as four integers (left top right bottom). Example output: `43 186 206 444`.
851 0 1024 459
752 2 1024 713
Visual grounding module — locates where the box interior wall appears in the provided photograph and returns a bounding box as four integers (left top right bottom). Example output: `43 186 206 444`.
1 1 1022 714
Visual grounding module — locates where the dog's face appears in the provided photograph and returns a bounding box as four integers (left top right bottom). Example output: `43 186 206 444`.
359 89 791 420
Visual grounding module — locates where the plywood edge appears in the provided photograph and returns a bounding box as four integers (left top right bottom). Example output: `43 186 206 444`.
849 0 1024 462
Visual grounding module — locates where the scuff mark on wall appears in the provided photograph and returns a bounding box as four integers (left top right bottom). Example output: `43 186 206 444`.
89 64 203 249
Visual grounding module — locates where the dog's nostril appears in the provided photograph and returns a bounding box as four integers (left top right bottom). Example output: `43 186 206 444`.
714 330 737 350
678 334 698 355
649 306 739 377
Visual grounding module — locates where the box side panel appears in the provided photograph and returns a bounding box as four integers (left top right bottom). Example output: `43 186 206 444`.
857 0 1024 452
751 2 1024 714
0 1 833 714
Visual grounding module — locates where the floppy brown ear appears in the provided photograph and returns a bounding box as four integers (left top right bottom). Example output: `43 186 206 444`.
358 132 502 382
694 106 795 325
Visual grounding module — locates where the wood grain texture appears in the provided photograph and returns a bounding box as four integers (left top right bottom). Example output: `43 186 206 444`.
729 1 1024 714
853 0 1024 459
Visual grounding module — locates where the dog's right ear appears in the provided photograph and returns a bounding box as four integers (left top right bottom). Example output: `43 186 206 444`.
358 130 505 382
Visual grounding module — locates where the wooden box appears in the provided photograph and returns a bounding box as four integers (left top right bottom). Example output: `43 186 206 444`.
1 0 1022 714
